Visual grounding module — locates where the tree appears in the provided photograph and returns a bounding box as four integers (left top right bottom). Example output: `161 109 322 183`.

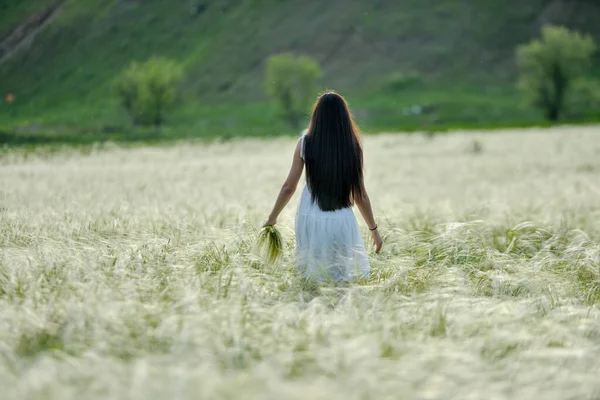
567 78 600 118
266 53 322 128
114 57 183 126
516 25 596 121
114 63 140 121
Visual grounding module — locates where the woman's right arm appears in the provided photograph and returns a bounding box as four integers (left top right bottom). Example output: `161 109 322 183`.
355 181 383 253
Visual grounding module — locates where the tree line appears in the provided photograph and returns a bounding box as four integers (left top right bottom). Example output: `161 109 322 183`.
114 25 598 128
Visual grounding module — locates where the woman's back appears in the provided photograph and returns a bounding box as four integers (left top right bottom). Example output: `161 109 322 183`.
298 134 355 218
263 91 382 283
302 93 364 212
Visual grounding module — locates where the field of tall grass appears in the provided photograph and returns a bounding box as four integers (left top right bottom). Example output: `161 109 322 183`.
1 126 600 399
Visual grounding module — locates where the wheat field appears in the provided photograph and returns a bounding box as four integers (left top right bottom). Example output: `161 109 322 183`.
1 127 600 399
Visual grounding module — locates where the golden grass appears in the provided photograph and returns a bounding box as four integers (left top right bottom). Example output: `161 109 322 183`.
1 126 600 399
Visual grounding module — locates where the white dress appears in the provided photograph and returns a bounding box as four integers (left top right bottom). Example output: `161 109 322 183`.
294 135 370 282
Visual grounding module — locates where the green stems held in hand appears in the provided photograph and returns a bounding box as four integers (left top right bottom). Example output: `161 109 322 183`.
256 225 284 265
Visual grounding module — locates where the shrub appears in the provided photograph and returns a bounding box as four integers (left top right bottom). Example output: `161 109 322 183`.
265 53 322 128
516 25 596 121
114 58 183 126
384 70 422 92
114 64 140 118
566 78 600 118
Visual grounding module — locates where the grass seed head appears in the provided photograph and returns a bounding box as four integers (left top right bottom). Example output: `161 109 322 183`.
256 225 284 265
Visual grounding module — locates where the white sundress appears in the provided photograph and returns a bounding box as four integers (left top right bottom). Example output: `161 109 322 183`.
294 135 370 283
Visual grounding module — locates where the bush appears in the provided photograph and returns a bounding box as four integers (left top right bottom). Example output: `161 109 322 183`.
115 58 183 126
265 53 322 128
516 25 596 121
384 70 422 92
567 79 600 118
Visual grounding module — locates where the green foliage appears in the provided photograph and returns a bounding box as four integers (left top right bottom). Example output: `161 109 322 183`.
265 53 322 128
2 4 600 142
194 244 230 275
114 64 140 118
566 78 600 117
516 25 596 121
114 58 183 127
16 325 65 358
576 264 600 305
256 225 284 265
384 70 422 92
2 0 600 138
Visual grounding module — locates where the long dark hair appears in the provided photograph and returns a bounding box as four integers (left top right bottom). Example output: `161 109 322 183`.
304 91 364 212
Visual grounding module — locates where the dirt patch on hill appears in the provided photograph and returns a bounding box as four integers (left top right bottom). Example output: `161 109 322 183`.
0 1 63 64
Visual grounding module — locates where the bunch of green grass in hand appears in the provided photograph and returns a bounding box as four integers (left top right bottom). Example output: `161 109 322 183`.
256 225 284 265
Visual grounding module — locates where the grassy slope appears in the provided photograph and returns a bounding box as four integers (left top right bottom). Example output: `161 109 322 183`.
0 0 54 38
0 0 600 142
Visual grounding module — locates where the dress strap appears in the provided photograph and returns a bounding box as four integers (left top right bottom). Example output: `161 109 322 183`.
300 134 307 160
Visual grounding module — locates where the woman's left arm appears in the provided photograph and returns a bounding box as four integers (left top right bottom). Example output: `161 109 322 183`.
264 139 304 226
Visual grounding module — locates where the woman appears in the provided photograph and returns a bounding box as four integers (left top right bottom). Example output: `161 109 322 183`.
264 91 382 282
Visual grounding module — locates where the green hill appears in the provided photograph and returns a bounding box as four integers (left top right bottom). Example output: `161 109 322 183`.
1 0 599 142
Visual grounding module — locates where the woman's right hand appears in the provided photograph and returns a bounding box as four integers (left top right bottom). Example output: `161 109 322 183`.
263 217 277 227
371 229 383 254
